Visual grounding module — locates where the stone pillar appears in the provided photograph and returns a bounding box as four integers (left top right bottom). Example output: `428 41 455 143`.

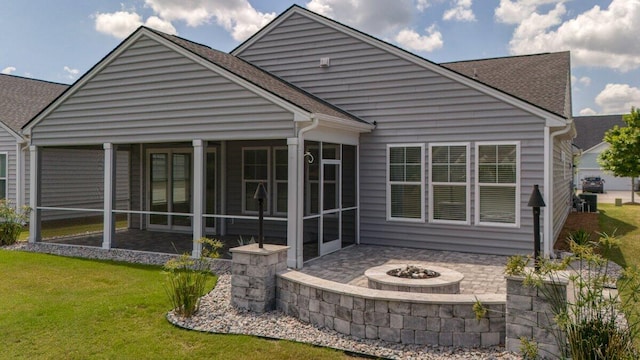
230 244 289 313
505 275 567 358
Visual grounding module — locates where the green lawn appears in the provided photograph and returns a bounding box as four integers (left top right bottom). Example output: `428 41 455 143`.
598 203 640 268
0 251 357 359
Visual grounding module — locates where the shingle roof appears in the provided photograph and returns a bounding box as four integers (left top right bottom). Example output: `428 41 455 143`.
441 52 571 118
573 114 625 150
0 74 68 132
148 28 367 125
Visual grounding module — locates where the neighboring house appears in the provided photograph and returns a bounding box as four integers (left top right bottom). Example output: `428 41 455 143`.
0 74 129 219
573 114 637 191
23 5 574 269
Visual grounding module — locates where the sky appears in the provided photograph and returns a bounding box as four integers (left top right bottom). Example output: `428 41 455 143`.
1 0 639 117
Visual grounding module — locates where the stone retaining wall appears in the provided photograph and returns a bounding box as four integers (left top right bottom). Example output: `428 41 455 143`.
276 270 506 347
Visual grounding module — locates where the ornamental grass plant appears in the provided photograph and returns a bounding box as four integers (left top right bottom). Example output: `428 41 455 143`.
0 200 30 245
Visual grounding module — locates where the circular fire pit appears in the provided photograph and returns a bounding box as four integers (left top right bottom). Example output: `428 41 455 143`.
364 263 464 294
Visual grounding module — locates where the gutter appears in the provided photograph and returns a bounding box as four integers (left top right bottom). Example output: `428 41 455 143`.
544 118 575 258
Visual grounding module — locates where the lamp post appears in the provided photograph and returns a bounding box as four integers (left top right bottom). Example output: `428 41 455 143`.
253 182 268 249
527 184 546 272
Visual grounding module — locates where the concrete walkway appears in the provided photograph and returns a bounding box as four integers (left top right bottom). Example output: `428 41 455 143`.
300 245 509 295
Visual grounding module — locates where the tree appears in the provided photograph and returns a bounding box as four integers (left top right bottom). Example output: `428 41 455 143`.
598 107 640 203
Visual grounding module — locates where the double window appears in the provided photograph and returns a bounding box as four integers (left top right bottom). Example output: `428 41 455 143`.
387 144 424 221
241 147 288 215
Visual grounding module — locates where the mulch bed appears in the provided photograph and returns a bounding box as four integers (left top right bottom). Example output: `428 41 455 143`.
554 211 600 252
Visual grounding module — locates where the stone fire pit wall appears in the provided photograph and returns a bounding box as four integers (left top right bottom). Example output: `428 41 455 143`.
276 271 506 347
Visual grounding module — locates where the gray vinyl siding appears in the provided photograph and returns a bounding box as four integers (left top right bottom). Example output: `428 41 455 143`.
0 130 18 203
238 12 549 255
30 35 295 146
39 148 130 220
552 138 573 242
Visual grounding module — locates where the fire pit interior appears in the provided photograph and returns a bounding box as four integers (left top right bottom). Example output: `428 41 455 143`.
387 265 440 279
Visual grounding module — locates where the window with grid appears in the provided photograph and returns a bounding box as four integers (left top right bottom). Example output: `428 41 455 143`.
273 148 288 214
242 148 269 213
387 144 424 221
476 143 519 226
0 153 6 199
430 144 468 223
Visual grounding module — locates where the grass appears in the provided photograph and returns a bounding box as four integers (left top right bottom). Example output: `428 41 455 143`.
598 203 640 268
18 217 129 241
0 250 358 359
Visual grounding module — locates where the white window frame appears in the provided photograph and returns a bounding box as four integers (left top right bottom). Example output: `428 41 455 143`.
0 152 7 200
241 146 270 215
428 143 470 225
474 141 520 228
272 146 288 215
386 143 425 222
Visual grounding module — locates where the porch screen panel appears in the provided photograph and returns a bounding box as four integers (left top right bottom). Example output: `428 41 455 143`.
342 145 357 208
205 152 216 229
431 145 468 222
304 141 319 216
243 148 269 213
150 153 168 225
477 144 518 225
274 148 288 214
387 145 424 221
172 153 191 227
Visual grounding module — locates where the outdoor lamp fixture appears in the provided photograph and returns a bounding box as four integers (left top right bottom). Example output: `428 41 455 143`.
253 182 268 249
527 184 546 272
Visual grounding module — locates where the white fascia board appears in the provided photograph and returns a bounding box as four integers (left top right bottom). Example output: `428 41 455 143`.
234 7 568 127
309 113 375 133
25 28 313 135
0 120 24 141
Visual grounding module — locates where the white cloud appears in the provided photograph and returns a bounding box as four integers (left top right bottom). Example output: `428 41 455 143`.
144 0 274 41
578 76 591 87
306 0 414 35
416 0 431 12
443 0 475 22
63 66 80 80
579 107 597 116
95 11 177 39
595 84 640 114
1 66 16 74
497 0 640 71
394 25 443 52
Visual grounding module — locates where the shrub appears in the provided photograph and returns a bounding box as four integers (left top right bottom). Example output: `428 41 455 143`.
567 229 592 246
0 200 31 245
164 237 223 317
517 232 640 359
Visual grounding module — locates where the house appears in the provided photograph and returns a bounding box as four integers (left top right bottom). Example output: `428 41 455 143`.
23 5 574 269
573 114 637 191
0 74 129 221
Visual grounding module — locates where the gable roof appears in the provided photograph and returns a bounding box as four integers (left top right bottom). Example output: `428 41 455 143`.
0 74 67 132
25 27 369 133
573 114 625 151
149 28 367 125
233 5 569 126
441 52 571 118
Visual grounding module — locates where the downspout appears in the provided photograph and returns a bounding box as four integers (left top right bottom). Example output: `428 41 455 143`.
544 119 574 258
293 117 319 269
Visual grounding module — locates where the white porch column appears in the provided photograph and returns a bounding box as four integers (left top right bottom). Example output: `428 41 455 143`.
286 137 302 268
192 139 205 258
28 145 41 243
103 143 115 249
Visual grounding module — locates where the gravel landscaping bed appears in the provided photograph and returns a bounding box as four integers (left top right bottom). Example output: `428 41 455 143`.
6 242 521 359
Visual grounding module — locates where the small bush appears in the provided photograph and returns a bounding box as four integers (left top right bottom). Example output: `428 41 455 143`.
567 229 592 246
164 237 223 317
0 200 31 245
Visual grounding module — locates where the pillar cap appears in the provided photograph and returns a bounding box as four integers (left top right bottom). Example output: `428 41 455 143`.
229 243 289 255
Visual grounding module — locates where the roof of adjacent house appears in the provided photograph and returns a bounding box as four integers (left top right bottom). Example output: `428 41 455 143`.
148 28 367 125
573 114 625 151
441 52 571 118
0 74 68 133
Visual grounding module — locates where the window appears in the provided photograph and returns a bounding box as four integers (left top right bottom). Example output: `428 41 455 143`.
0 153 7 199
273 147 288 214
242 147 269 213
476 142 519 226
429 144 469 223
387 144 424 221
